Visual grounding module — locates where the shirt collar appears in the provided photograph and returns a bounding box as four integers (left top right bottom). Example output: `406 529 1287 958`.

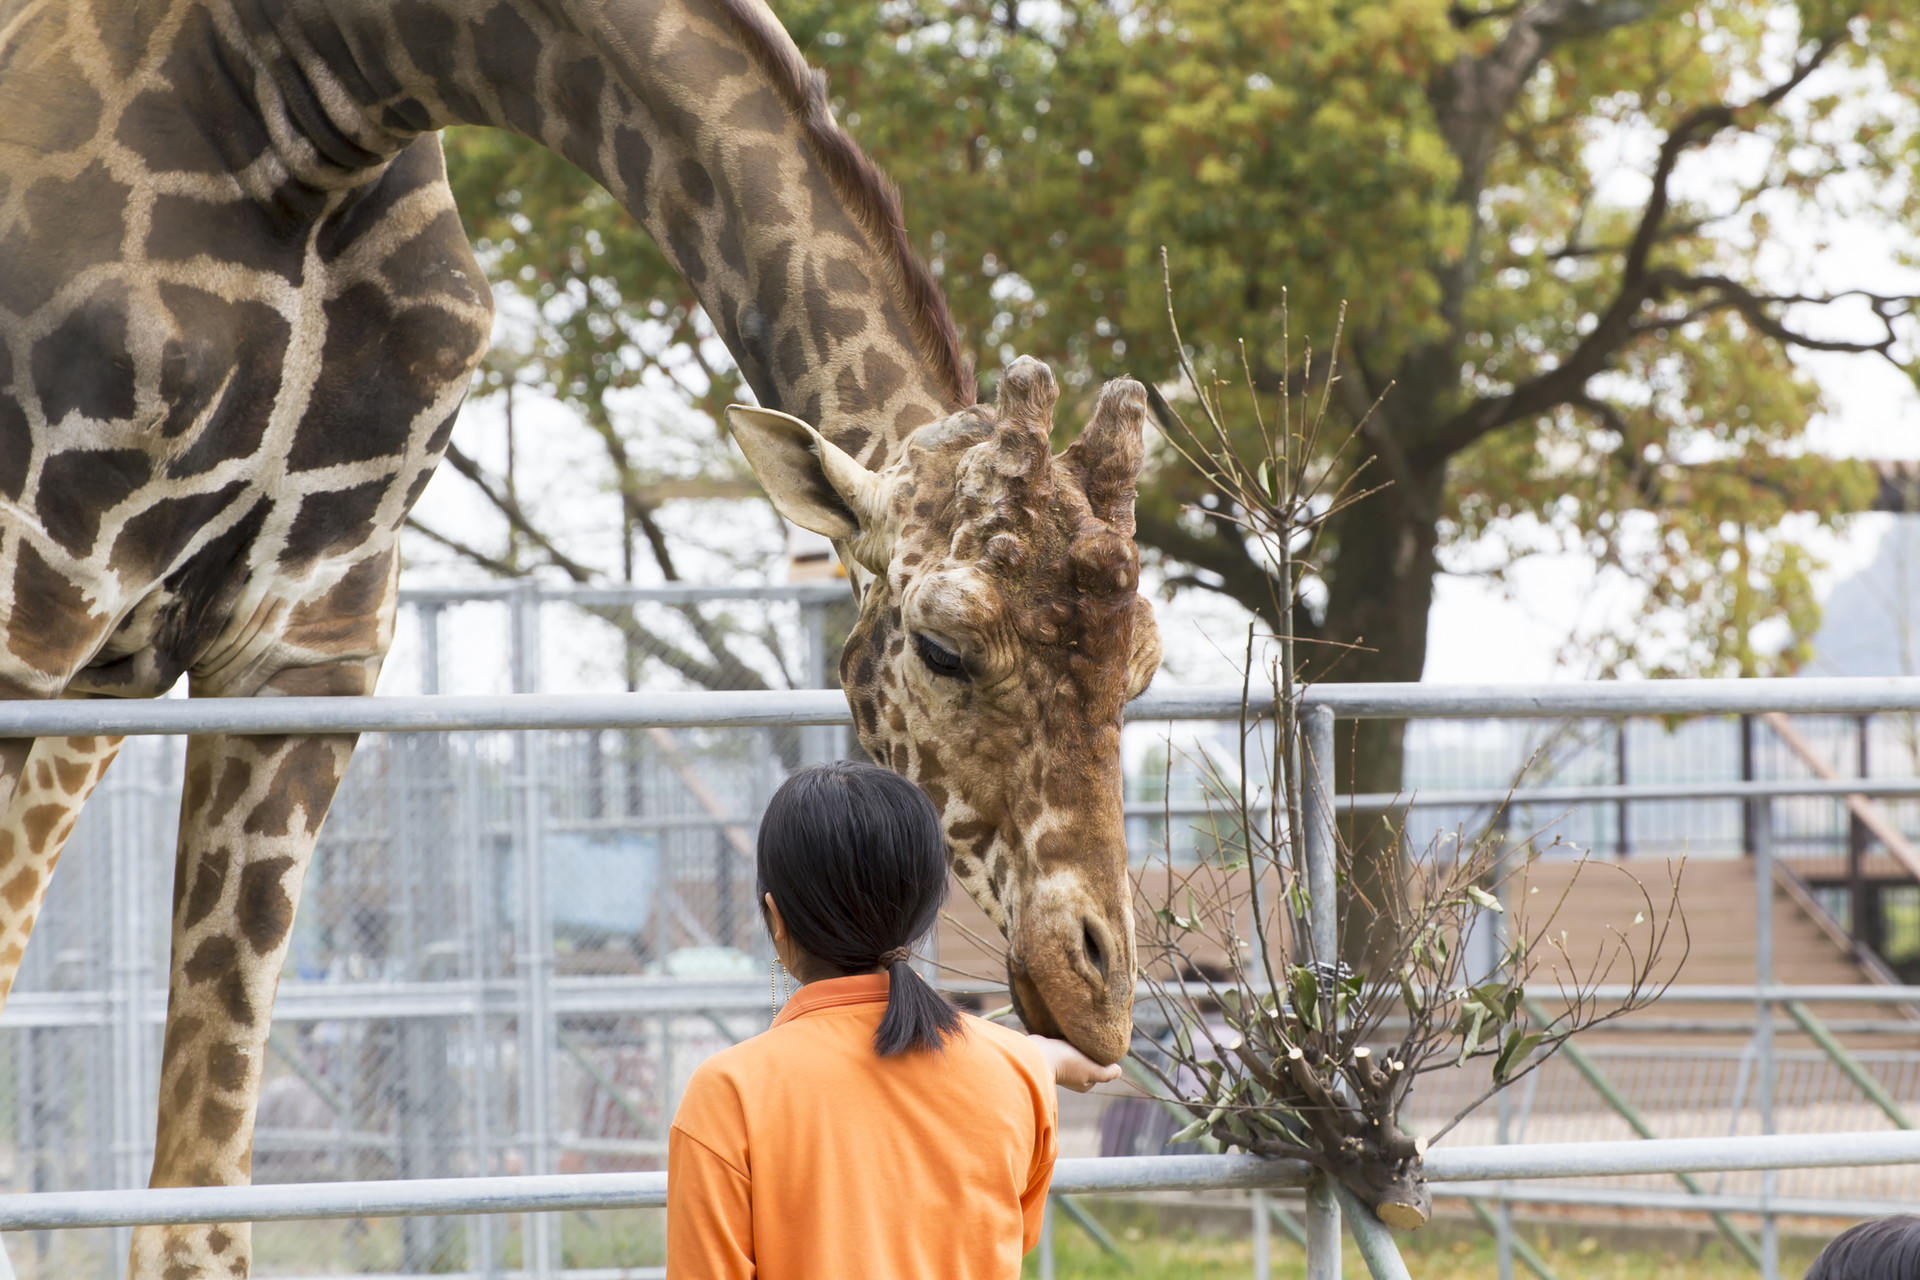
772 972 890 1028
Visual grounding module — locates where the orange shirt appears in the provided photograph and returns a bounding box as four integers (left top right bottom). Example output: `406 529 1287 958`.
667 973 1058 1279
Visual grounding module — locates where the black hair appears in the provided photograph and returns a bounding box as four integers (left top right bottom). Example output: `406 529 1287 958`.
757 761 964 1056
1804 1216 1920 1280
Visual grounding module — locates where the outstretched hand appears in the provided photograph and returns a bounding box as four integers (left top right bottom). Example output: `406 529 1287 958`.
1030 1036 1124 1093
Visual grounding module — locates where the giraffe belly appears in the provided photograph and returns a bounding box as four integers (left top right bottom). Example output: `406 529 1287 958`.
0 138 490 701
73 543 403 701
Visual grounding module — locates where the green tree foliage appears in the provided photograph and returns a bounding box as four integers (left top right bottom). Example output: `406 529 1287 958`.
440 0 1920 776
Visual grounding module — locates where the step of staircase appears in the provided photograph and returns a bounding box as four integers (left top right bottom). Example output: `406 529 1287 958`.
934 854 1918 1045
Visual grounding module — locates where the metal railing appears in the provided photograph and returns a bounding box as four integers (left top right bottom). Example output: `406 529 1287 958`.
7 675 1920 1279
0 1131 1916 1230
14 675 1920 737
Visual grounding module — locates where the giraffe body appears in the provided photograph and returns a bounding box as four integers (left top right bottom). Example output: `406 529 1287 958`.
0 2 1159 1274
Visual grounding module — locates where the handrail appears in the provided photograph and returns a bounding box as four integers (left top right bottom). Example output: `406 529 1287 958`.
15 678 1920 736
398 582 850 605
0 1134 1914 1230
1301 678 1920 718
1763 712 1920 886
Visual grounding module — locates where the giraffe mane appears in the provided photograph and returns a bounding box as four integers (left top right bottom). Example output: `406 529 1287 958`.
710 0 978 411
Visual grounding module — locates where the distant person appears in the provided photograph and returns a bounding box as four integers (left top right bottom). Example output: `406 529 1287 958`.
666 761 1119 1279
1804 1215 1920 1279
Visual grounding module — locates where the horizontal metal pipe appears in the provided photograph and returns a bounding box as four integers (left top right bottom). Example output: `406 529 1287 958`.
1300 677 1920 718
1439 1183 1920 1220
283 1273 662 1280
12 677 1920 737
1135 775 1920 817
6 978 1917 1031
0 691 856 737
1055 1154 1313 1194
1347 776 1920 809
0 1157 1305 1230
1556 984 1920 1004
1423 1130 1920 1181
0 1171 672 1229
1 1134 1916 1231
904 980 1920 1007
0 687 1233 736
0 977 778 1028
398 583 850 605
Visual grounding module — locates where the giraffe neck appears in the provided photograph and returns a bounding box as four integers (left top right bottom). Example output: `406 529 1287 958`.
205 0 973 468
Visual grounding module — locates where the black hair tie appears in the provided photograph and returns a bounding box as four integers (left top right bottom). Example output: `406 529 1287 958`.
879 947 911 967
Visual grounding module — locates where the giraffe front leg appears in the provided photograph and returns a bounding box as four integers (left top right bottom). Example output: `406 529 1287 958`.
131 721 361 1280
0 733 124 1006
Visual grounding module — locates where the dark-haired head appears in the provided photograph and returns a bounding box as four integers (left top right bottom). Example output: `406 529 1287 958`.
1804 1216 1920 1279
758 761 964 1056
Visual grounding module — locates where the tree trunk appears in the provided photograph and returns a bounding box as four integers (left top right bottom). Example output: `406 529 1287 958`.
1315 459 1448 967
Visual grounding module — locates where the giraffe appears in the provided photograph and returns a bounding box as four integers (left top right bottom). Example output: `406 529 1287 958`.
0 1 1161 1275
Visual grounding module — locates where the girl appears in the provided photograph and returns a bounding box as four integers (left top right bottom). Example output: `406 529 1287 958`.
667 761 1120 1278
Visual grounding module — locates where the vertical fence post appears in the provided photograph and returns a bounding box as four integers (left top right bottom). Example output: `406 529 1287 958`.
1740 714 1756 856
1492 794 1516 1280
1304 703 1417 1280
402 601 457 1269
1615 717 1631 860
1252 1188 1271 1280
1301 705 1340 1280
802 602 848 771
444 605 501 1280
1496 1080 1515 1280
108 735 150 1275
511 583 558 1279
1850 715 1871 949
1753 791 1778 1280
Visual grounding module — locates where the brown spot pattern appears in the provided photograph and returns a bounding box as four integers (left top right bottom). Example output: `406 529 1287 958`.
53 755 90 793
243 740 342 837
8 543 105 678
21 805 62 855
237 855 296 954
207 1042 248 1093
1 868 39 912
183 847 231 931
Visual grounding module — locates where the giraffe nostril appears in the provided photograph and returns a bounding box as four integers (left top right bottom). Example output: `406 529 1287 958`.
1081 920 1107 981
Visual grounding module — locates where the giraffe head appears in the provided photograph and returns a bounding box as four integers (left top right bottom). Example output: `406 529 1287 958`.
731 356 1160 1063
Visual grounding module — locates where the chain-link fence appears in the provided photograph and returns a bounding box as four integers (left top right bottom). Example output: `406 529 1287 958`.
2 586 1919 1275
0 584 854 1277
1401 710 1920 865
0 721 796 1277
1411 1041 1920 1206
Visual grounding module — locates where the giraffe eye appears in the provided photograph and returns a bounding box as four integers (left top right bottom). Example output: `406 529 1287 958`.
914 633 968 680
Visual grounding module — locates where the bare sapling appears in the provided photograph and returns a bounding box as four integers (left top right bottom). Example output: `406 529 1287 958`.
1129 257 1689 1229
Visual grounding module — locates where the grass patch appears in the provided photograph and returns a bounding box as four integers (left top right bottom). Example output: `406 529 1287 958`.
1023 1201 1833 1279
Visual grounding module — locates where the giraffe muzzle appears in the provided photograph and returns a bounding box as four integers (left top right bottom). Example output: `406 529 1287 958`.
1007 906 1134 1066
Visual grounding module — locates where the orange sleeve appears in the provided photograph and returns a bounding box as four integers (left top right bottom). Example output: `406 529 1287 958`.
667 1125 755 1280
1019 1083 1059 1253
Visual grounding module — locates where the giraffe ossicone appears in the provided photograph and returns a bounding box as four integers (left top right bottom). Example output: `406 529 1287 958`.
0 1 1157 1273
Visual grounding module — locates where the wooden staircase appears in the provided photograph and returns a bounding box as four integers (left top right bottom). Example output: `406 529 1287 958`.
933 854 1918 1044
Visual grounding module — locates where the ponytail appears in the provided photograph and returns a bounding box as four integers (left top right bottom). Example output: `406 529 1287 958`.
758 762 965 1057
874 947 964 1058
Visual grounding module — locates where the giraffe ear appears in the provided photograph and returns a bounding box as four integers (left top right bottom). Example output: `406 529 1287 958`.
1125 595 1163 700
728 405 886 541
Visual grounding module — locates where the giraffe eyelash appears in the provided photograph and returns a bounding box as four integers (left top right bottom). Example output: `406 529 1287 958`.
913 633 968 680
